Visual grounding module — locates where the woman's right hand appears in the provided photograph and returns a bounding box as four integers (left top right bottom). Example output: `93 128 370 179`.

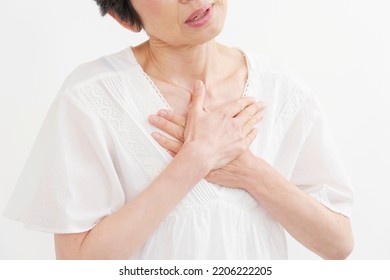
169 80 262 170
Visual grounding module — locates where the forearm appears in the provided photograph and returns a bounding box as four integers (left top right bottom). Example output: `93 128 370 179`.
246 158 354 259
64 143 209 259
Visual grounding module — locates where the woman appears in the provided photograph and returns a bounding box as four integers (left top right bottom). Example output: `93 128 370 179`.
4 0 354 259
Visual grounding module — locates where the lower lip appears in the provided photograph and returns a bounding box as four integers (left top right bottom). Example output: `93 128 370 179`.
185 6 214 28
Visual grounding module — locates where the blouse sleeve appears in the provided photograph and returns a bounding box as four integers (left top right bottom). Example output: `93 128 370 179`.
3 87 125 233
286 95 354 217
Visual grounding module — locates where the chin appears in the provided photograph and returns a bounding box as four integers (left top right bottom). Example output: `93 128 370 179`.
202 25 224 43
190 15 226 45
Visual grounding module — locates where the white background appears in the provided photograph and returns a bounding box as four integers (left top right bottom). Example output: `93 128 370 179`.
1 0 389 259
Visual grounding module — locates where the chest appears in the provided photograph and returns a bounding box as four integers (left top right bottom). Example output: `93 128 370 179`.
152 72 248 116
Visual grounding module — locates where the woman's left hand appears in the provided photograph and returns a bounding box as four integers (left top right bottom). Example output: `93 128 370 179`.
148 109 262 190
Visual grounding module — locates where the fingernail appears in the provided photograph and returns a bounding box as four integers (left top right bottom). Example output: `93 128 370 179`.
149 115 159 123
158 110 169 117
194 80 203 90
151 132 161 139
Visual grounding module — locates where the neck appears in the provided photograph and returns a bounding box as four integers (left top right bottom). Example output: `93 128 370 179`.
135 40 222 90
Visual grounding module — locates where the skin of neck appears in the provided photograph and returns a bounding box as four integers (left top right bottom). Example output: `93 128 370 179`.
135 38 223 90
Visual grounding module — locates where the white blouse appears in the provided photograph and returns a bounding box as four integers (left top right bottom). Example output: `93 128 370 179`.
4 47 354 259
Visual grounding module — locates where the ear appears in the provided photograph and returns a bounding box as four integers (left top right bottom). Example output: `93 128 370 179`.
108 10 142 33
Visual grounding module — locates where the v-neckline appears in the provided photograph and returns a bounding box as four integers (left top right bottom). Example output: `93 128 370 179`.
120 46 255 202
126 46 253 112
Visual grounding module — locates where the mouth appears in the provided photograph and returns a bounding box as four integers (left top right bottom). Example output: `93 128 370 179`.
185 4 214 24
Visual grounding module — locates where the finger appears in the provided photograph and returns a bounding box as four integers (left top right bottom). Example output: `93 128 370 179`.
235 102 265 124
151 132 182 155
219 96 257 117
189 80 206 113
241 109 265 135
158 109 187 128
245 128 258 147
148 114 185 142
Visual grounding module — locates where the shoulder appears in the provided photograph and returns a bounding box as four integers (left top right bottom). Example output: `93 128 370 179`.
49 47 139 116
244 50 317 109
60 47 138 94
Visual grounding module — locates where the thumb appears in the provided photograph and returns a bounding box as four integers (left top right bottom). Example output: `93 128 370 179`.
190 80 206 112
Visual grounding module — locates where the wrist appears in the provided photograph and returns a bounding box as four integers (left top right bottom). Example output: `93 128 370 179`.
246 157 291 204
179 141 214 174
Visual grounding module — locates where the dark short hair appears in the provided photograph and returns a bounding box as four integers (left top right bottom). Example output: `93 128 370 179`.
93 0 143 30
